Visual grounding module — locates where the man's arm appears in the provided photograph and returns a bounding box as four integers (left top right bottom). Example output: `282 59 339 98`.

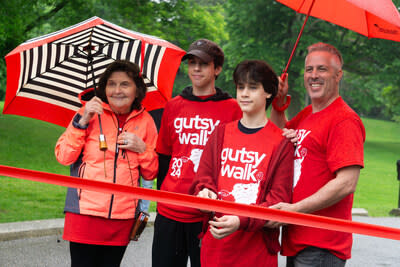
270 105 288 129
265 165 360 227
288 165 360 214
270 74 289 129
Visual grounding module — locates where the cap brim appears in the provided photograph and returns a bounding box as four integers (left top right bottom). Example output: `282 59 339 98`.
182 50 213 63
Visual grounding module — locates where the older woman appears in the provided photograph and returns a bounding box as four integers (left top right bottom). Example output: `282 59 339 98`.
55 60 158 267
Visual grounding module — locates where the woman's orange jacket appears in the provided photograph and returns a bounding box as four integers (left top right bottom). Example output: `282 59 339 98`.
55 102 158 219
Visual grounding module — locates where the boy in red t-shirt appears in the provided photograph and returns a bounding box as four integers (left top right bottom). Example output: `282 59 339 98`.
152 39 242 267
191 60 294 267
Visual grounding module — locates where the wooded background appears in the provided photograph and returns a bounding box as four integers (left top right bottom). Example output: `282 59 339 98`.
1 0 399 121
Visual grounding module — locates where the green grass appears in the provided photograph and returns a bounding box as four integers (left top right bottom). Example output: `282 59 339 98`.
1 100 400 222
0 102 68 222
353 117 400 216
0 101 158 223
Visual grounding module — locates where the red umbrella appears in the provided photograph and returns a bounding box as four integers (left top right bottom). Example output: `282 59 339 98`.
277 0 400 78
3 17 185 127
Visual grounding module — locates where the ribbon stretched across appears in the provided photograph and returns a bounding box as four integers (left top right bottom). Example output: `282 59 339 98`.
1 164 400 241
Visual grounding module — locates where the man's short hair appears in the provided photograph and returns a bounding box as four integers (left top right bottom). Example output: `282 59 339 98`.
307 42 343 68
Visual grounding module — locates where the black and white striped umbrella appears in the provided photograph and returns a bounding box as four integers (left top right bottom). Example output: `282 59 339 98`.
4 16 185 127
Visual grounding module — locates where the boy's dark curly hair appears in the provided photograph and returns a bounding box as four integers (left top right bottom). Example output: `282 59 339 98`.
233 60 278 109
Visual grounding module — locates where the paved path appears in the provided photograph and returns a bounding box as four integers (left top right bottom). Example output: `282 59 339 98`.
1 214 399 266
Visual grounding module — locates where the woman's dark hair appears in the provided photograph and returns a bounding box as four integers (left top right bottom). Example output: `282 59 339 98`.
233 60 278 109
96 60 147 111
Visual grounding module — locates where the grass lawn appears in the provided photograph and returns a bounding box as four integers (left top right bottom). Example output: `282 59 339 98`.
353 117 400 216
0 102 69 222
1 100 399 222
0 101 159 223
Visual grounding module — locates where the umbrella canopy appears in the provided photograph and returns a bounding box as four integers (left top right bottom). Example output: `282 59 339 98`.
4 16 185 127
277 0 400 76
277 0 400 40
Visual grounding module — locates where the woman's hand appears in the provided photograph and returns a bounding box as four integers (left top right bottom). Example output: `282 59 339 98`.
117 132 146 153
79 96 103 126
209 215 240 239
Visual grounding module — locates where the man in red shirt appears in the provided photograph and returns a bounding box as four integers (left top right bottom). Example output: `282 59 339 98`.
152 39 242 267
269 43 365 266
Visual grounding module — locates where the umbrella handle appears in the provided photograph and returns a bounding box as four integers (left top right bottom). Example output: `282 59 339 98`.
281 0 316 80
97 114 108 151
99 133 108 151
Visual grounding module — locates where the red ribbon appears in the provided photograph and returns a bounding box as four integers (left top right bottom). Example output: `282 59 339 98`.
1 164 400 241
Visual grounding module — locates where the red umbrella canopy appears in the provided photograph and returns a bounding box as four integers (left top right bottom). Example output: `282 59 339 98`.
277 0 400 41
4 17 186 127
276 0 400 76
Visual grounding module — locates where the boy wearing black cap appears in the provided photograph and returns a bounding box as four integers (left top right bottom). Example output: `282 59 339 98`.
152 39 242 267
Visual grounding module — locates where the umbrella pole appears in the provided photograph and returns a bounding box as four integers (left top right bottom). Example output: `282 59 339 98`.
281 0 316 81
87 50 107 151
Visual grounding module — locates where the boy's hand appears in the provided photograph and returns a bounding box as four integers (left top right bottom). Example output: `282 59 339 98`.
197 188 217 212
197 188 217 199
209 215 240 239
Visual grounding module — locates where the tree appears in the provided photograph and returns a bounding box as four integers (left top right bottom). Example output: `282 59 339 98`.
110 0 227 95
0 0 227 99
3 0 400 122
224 0 400 120
223 1 313 117
0 0 97 100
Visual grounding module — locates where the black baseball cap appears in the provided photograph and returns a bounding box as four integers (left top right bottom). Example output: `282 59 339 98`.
182 39 224 68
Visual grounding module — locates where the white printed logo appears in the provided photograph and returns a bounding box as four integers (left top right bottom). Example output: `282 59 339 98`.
219 183 260 204
174 115 220 146
220 147 266 182
293 129 311 188
170 149 204 178
170 157 185 177
189 148 203 172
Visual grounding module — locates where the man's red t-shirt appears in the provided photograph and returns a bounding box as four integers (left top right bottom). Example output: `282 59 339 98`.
281 97 365 260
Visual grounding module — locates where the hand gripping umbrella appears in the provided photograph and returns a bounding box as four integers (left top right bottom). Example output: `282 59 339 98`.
277 0 400 79
4 16 185 130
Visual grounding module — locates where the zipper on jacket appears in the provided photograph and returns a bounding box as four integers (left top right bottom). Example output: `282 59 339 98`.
107 113 138 219
108 124 122 219
78 162 86 200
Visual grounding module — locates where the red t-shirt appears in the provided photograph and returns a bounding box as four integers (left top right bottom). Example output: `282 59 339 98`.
156 94 242 222
200 121 287 267
281 97 365 260
63 212 134 246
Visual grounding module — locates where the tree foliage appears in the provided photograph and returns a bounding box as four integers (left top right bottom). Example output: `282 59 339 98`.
224 0 400 120
0 0 227 98
1 0 400 121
